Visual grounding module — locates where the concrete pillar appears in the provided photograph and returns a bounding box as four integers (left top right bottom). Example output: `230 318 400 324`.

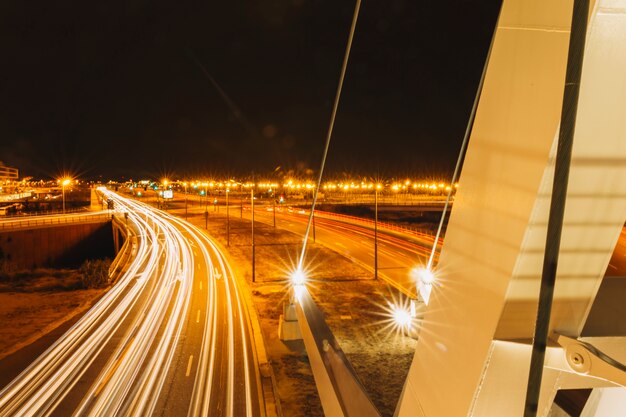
278 303 302 341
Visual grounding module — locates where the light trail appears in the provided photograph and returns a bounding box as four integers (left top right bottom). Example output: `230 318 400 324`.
0 190 259 417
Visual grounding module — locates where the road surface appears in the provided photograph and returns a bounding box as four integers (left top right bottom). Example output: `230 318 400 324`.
249 207 439 297
0 190 261 417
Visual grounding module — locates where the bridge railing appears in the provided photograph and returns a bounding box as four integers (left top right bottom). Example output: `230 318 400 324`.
0 211 111 231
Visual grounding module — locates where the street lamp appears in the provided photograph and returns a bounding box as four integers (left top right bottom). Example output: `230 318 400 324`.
251 188 256 283
183 182 188 220
226 188 230 246
203 182 209 228
374 183 381 279
61 178 71 214
162 179 169 210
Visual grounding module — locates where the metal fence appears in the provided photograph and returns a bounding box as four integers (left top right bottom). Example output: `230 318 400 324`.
0 211 111 231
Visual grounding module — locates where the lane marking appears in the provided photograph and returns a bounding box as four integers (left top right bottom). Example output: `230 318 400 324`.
196 309 201 323
609 263 617 270
186 355 194 377
94 337 135 397
200 281 203 290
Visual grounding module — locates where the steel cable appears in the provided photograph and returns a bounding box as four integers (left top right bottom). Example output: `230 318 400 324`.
297 0 362 272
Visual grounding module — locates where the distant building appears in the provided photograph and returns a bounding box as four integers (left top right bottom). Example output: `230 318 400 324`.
0 162 18 181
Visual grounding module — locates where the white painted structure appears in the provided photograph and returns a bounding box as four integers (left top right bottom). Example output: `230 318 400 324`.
396 0 626 415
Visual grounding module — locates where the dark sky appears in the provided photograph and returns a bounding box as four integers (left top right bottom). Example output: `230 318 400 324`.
0 0 501 180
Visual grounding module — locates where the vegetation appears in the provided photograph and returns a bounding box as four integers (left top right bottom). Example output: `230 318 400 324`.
79 259 112 289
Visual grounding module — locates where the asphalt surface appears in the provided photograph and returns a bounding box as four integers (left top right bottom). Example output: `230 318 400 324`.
0 191 261 417
248 207 438 298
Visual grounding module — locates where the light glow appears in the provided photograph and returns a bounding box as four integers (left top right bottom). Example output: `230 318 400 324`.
291 269 306 286
392 306 412 330
411 267 435 285
411 267 435 305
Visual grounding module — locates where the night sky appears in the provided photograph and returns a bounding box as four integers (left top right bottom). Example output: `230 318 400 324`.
1 0 501 180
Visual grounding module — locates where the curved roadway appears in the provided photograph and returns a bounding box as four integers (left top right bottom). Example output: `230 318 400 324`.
0 190 261 417
250 207 439 297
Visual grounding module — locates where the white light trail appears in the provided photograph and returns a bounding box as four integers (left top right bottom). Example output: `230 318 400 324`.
0 189 258 417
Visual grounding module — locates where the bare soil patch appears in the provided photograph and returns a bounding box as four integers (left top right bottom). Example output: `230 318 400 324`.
0 268 105 360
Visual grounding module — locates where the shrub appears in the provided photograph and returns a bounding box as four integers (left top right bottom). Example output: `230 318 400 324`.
79 258 111 289
0 259 17 280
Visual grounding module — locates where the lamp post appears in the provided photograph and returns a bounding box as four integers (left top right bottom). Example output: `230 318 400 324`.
251 188 255 283
61 178 70 214
184 182 188 220
204 184 209 229
163 179 169 210
226 189 230 247
374 184 380 279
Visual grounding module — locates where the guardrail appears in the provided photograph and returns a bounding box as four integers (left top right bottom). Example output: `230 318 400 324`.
109 215 134 277
0 212 111 231
295 287 381 417
0 206 90 219
311 209 437 240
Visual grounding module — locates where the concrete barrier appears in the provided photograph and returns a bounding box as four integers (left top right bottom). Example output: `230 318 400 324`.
294 287 381 417
0 218 114 269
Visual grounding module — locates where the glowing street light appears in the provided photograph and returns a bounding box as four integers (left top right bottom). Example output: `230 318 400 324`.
61 178 71 213
392 305 412 331
291 269 306 286
416 268 435 285
411 267 436 304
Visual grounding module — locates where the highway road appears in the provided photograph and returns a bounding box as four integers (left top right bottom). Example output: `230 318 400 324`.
0 190 261 417
248 206 439 298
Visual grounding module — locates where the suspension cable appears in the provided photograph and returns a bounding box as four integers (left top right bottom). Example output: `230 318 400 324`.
425 4 502 272
296 0 362 272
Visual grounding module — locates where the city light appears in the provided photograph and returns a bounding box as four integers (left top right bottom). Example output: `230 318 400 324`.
111 177 457 198
411 267 435 285
410 267 436 305
290 268 306 286
392 305 413 330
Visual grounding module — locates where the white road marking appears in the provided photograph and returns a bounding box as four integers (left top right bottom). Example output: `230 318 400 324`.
199 281 203 290
196 310 201 323
186 355 194 377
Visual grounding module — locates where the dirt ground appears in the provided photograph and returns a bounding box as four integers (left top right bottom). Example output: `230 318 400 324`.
172 202 417 417
0 268 104 360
